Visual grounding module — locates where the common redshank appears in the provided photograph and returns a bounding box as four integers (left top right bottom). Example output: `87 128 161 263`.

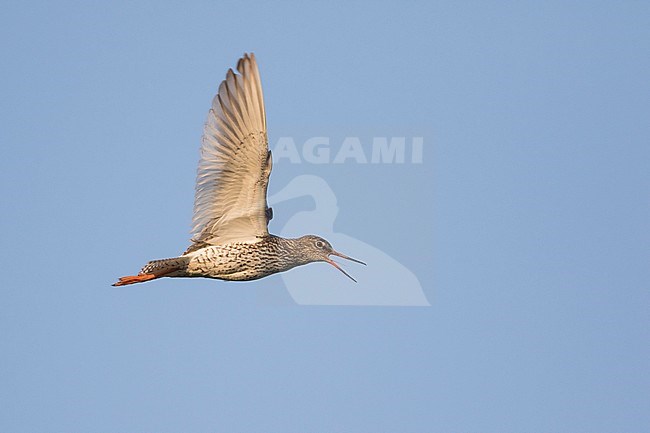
113 53 365 286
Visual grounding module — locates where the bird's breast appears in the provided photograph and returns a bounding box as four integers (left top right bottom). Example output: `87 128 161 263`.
186 239 298 281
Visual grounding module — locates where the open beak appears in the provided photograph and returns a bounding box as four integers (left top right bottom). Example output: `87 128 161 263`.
325 250 367 282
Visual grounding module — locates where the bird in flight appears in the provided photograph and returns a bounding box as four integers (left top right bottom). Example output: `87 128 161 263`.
113 53 365 286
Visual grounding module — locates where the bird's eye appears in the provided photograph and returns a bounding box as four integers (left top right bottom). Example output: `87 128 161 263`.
315 241 324 248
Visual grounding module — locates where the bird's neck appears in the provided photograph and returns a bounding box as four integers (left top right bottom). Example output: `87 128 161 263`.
267 235 312 266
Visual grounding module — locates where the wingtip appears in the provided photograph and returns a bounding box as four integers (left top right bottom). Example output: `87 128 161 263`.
237 52 257 75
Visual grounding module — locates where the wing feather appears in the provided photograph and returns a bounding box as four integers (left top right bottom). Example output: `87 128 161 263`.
190 53 270 247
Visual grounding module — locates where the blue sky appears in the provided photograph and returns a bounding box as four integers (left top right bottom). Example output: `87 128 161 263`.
1 1 649 432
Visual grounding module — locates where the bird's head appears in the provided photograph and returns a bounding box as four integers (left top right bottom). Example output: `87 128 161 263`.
297 235 366 282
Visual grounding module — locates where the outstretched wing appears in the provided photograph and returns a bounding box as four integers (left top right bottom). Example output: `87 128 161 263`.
190 53 272 247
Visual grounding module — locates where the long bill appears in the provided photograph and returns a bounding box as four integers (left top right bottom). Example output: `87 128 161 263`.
325 250 367 283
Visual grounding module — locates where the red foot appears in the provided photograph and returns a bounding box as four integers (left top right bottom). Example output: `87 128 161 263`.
112 274 156 286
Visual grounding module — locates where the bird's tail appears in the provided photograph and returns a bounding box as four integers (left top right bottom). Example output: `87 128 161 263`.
112 256 190 286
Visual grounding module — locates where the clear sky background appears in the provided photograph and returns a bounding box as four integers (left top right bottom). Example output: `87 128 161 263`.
1 1 649 432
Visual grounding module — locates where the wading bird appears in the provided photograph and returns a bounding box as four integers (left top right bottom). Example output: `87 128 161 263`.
113 54 364 286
